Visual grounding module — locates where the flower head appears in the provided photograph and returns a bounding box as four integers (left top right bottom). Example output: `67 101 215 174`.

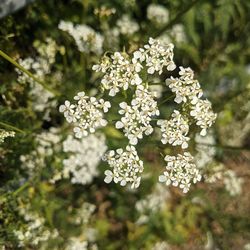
159 152 201 193
102 145 143 188
116 85 159 145
157 110 189 149
59 92 110 138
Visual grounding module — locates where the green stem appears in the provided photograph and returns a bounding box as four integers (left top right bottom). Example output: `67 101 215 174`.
0 121 25 133
159 94 175 106
13 182 30 196
0 49 60 96
154 0 201 37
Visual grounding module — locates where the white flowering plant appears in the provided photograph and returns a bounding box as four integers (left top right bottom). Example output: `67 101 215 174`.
59 37 216 192
1 0 250 250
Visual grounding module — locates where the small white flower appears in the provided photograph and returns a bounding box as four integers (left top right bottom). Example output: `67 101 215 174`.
157 110 190 149
115 121 124 129
104 170 113 183
133 37 176 75
147 4 169 26
93 52 143 96
59 21 104 54
166 66 203 104
223 170 243 196
159 152 201 193
103 145 143 188
190 99 217 136
59 93 111 138
116 85 159 144
116 15 139 35
62 133 107 185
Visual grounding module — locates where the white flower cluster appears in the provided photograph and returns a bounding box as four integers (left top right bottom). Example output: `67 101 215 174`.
157 110 189 149
34 38 57 65
58 21 104 54
147 3 169 25
190 99 217 136
16 38 57 114
159 24 187 44
66 239 88 250
59 92 111 138
102 145 143 188
195 133 216 169
61 134 107 185
65 201 97 250
61 38 216 191
159 152 202 193
223 170 243 196
133 37 176 74
63 203 97 250
73 202 96 225
93 38 175 96
171 24 186 43
166 66 203 104
135 183 170 218
244 243 250 250
203 163 224 184
116 15 139 35
20 128 61 178
92 52 142 96
156 66 216 192
91 38 177 188
14 204 58 247
0 130 15 143
166 66 216 136
116 85 159 145
66 236 98 250
152 241 170 250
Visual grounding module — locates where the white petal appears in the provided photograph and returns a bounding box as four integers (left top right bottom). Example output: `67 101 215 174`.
105 170 113 175
190 110 197 116
100 119 108 126
200 129 207 136
167 62 176 71
129 136 138 145
59 105 66 112
119 102 127 109
109 89 116 96
182 142 188 149
115 121 124 129
174 96 182 103
159 175 167 182
104 175 112 184
147 67 155 74
120 180 127 186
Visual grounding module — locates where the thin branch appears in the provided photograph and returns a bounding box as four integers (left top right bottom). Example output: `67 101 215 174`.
0 49 60 96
